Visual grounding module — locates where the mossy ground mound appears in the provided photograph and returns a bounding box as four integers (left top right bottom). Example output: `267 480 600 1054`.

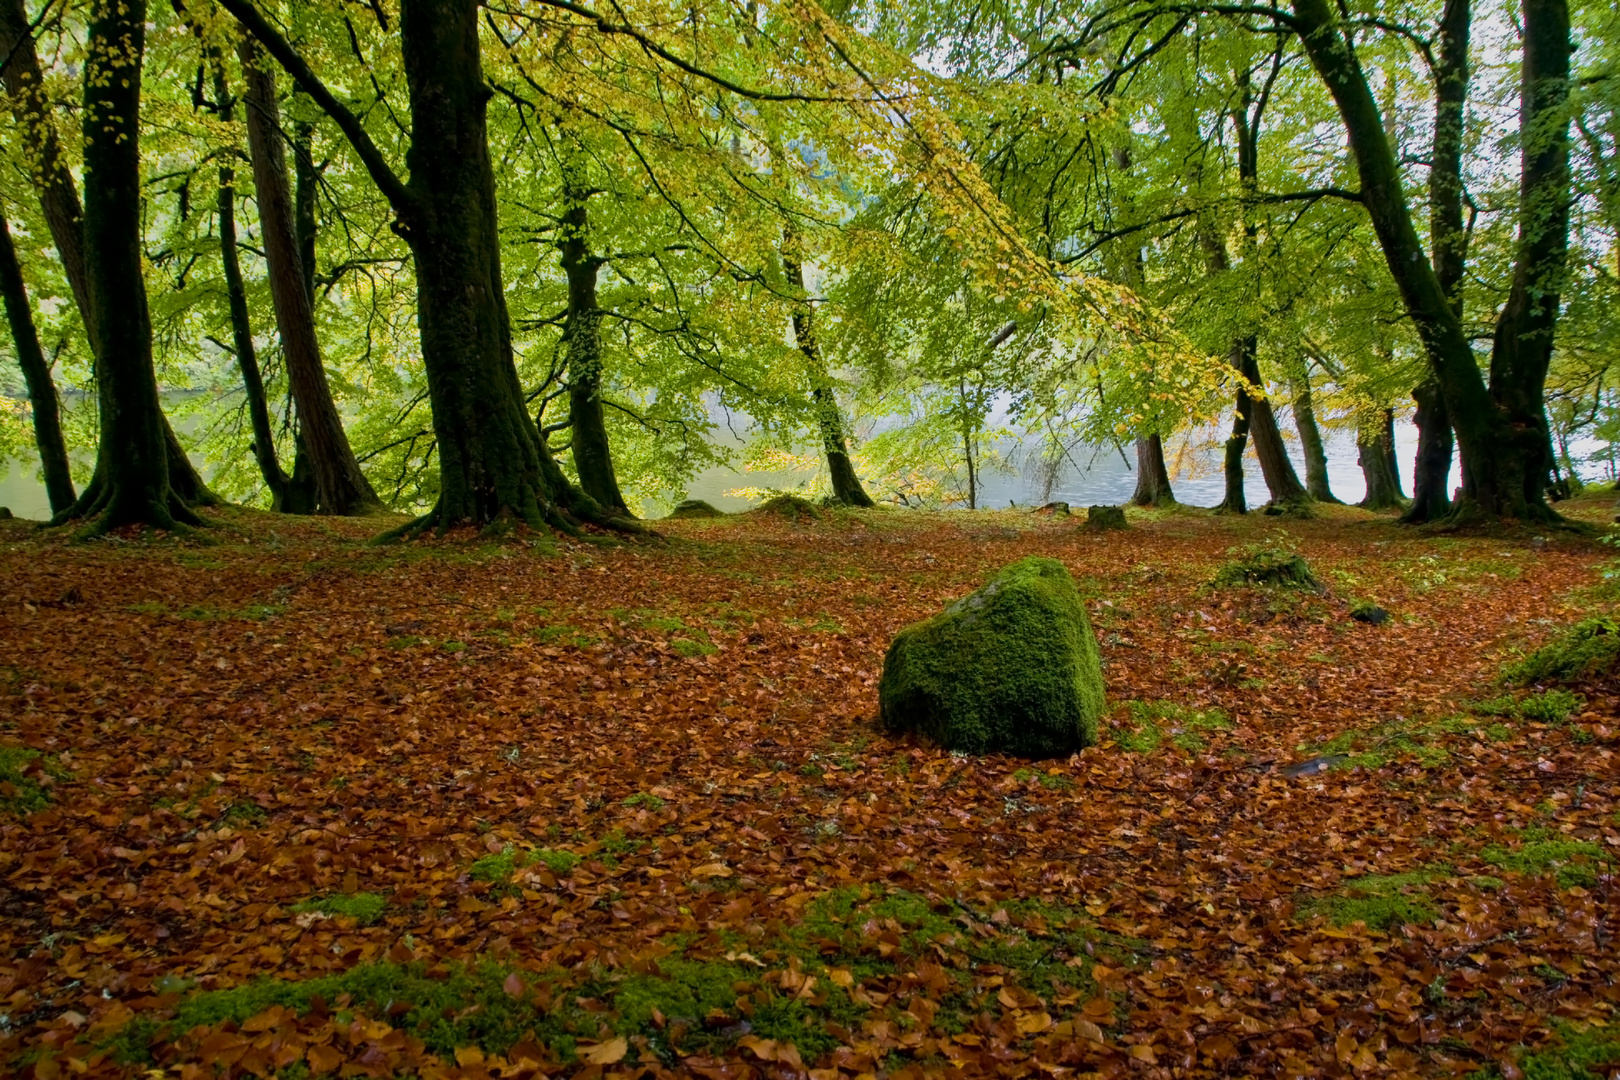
1503 616 1620 684
1211 546 1320 589
752 494 819 520
1085 505 1128 531
667 499 723 519
878 556 1104 757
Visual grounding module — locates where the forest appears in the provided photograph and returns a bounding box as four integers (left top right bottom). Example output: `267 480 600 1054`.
0 0 1618 1074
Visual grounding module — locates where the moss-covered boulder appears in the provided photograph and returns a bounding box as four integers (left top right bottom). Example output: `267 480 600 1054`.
879 557 1104 757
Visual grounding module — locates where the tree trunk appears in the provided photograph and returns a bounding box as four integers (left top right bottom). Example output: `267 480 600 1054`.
240 42 378 515
223 0 639 536
1249 381 1309 505
784 249 874 507
0 211 75 513
1402 379 1454 522
285 111 321 513
1290 0 1568 520
1217 336 1254 514
1130 434 1175 506
56 0 203 534
1381 407 1403 497
1486 0 1572 510
211 67 289 508
1290 369 1338 502
1358 415 1404 510
1402 0 1467 525
2 0 216 508
559 191 631 516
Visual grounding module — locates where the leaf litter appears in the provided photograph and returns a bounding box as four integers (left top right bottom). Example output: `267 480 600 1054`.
0 499 1616 1078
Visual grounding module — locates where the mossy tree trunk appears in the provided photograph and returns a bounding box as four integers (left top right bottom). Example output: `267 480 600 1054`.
1292 0 1571 521
784 247 873 508
559 188 631 516
1403 0 1467 524
0 211 75 513
1130 434 1175 506
1358 414 1405 510
56 0 204 534
241 43 378 516
1217 336 1255 514
2 0 216 509
222 0 640 536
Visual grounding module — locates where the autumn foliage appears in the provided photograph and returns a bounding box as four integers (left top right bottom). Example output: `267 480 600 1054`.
0 498 1617 1079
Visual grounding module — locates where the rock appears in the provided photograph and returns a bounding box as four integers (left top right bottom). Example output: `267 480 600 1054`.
0 507 12 520
667 499 723 519
1350 602 1390 625
879 556 1104 757
1033 502 1071 516
1280 754 1347 778
1085 504 1128 531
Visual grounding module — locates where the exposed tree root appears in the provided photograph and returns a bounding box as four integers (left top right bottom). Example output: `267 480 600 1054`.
50 475 209 540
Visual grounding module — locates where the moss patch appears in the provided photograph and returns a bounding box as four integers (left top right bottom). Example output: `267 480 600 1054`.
879 557 1104 757
1511 1023 1620 1080
0 744 64 815
1210 544 1319 590
1481 835 1607 889
1297 865 1448 930
1113 701 1232 754
111 886 1139 1069
1503 617 1620 685
289 892 387 926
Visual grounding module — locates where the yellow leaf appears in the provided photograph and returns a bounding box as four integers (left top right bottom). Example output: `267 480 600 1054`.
580 1036 627 1065
689 862 732 878
1016 1011 1053 1034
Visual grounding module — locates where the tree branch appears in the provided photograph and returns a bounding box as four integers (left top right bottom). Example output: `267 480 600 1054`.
213 0 416 217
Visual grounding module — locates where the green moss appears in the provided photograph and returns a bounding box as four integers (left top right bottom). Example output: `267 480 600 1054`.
1481 838 1607 888
672 638 719 658
470 847 518 883
623 791 666 811
1115 701 1230 755
1210 545 1319 589
1513 1023 1620 1080
290 892 387 926
0 744 64 815
1503 617 1620 685
532 848 580 875
1299 865 1448 929
115 885 1139 1069
1469 689 1585 723
879 557 1104 757
532 624 598 648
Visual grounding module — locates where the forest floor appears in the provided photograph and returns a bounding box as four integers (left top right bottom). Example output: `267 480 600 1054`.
1 493 1618 1080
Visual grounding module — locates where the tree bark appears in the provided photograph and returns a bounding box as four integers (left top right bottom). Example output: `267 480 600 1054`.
240 42 378 515
2 0 216 508
559 191 631 516
1486 0 1572 509
1358 414 1404 510
1130 434 1175 506
1290 368 1338 502
784 248 874 507
1402 0 1467 524
211 67 289 508
1290 0 1569 520
55 0 203 533
0 211 75 513
1404 381 1454 521
1217 336 1255 514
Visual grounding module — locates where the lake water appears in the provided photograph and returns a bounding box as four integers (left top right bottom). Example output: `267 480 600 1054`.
0 415 1444 521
